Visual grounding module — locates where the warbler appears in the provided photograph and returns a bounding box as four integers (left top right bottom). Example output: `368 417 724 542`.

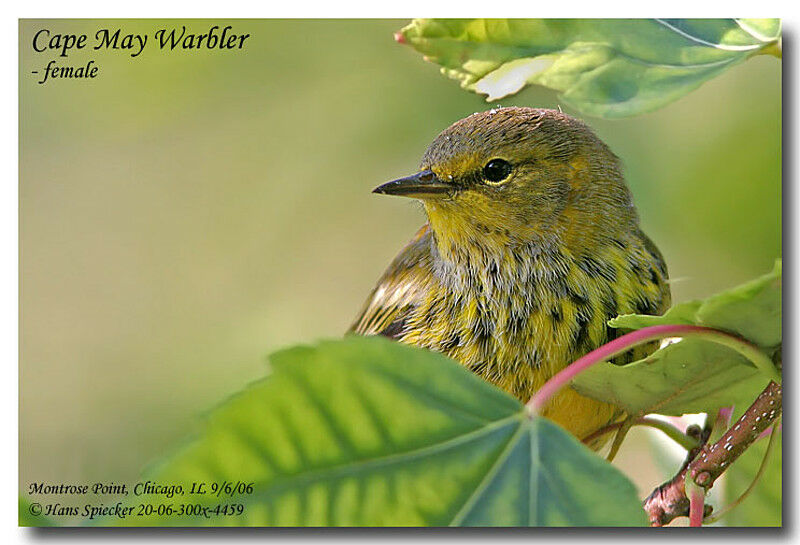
350 107 670 442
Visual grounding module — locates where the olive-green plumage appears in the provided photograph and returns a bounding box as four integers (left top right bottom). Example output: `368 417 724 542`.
350 107 670 443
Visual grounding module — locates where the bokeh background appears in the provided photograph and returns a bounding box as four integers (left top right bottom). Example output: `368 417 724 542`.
20 19 781 522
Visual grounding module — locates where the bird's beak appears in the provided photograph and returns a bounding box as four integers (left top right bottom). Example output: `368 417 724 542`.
372 170 452 198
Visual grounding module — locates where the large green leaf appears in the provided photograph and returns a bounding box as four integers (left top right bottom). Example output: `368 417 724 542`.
572 340 770 416
573 261 780 416
104 337 645 527
696 261 782 348
398 19 781 118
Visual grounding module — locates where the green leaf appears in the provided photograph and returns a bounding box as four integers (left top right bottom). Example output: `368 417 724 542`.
722 430 781 527
112 336 645 526
572 340 770 416
697 260 782 348
398 19 781 118
609 300 702 330
573 261 780 416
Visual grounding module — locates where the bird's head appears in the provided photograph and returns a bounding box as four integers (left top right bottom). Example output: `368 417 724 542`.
373 107 638 255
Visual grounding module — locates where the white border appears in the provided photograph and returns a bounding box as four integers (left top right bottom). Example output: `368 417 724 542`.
7 3 797 543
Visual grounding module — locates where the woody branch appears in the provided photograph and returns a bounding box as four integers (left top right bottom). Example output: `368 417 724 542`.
643 380 782 526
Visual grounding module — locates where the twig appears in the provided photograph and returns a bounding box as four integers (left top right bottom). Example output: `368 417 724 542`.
582 416 699 451
643 381 782 526
606 418 633 462
762 40 782 58
639 417 702 451
581 421 624 445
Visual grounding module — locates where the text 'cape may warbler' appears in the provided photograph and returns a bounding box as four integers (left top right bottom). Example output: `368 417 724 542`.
350 107 670 444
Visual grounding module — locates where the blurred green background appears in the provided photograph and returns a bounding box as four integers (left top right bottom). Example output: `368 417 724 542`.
20 19 781 517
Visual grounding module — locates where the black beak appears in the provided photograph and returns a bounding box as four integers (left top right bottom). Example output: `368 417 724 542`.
372 170 452 197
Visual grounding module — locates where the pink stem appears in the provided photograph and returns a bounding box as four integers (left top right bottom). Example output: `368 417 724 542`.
688 485 705 527
527 324 764 412
718 406 734 427
759 421 782 440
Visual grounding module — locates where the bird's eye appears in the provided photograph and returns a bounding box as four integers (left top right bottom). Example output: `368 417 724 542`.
482 159 512 183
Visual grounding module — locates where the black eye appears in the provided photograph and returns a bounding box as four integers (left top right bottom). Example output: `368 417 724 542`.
482 159 512 183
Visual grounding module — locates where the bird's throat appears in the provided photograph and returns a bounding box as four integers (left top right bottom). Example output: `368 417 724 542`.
424 203 562 295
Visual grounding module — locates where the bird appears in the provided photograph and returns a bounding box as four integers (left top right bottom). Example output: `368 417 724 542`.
349 107 670 443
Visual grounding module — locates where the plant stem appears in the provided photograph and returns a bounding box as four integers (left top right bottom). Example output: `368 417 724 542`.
606 418 633 462
716 406 734 429
526 324 779 413
582 416 700 453
758 421 781 440
581 421 624 445
686 475 705 527
762 40 782 58
703 419 781 524
643 381 782 526
639 417 701 451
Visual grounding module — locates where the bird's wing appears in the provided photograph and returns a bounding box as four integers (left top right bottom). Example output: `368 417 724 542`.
349 224 435 339
638 228 672 313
